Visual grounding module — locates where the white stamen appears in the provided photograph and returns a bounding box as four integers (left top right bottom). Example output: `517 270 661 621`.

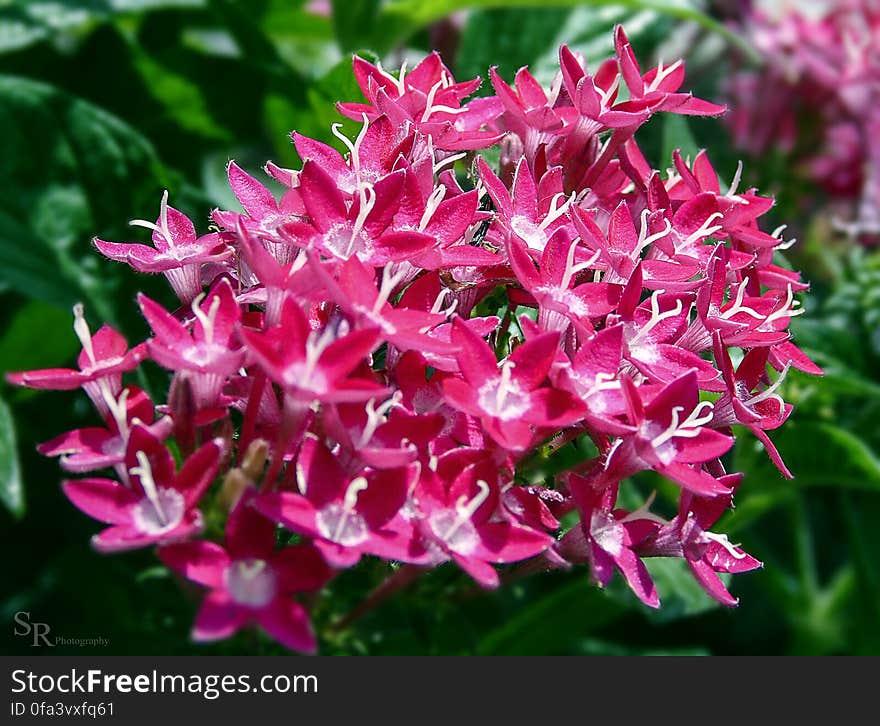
620 491 668 525
347 184 376 257
374 265 409 313
538 192 576 232
630 290 684 345
130 451 167 526
421 80 466 122
636 210 673 255
101 386 130 436
355 393 402 449
419 185 447 231
744 362 791 411
375 59 407 95
727 161 744 198
331 113 371 176
191 293 222 345
560 243 602 290
435 479 491 543
679 212 724 252
433 152 466 175
583 371 621 398
342 476 369 513
761 284 804 328
720 279 764 320
129 190 174 246
72 303 96 366
646 59 683 92
703 528 748 560
651 401 715 449
598 75 621 107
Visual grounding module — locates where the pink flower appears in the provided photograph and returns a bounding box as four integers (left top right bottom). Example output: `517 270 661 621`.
413 457 554 588
63 426 223 552
159 492 332 652
338 52 502 150
598 372 735 498
561 479 661 607
38 386 172 474
442 319 584 451
255 437 423 567
7 305 145 423
21 28 822 645
637 478 762 606
240 295 385 404
95 192 230 304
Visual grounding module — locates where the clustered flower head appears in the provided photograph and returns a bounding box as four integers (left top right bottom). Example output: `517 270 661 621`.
9 26 821 651
727 0 880 240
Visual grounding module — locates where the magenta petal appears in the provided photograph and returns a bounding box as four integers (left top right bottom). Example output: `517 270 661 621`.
7 367 84 390
473 522 552 563
228 161 277 218
138 294 190 348
614 548 660 608
158 541 230 588
272 545 333 593
687 558 739 607
314 539 362 568
63 478 138 525
91 524 160 553
176 438 223 509
192 591 248 642
452 554 500 589
254 492 319 538
659 461 733 497
256 599 317 653
225 493 277 560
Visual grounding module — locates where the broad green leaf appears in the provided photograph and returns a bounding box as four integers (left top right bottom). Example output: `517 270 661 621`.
0 396 24 518
258 0 337 76
476 575 622 654
372 0 755 58
456 5 571 83
662 112 700 164
0 0 207 54
738 422 880 491
604 556 727 621
0 299 80 374
0 74 170 322
726 422 880 533
330 0 380 53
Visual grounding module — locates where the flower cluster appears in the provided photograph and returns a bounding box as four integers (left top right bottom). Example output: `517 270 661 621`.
727 0 880 240
9 27 820 651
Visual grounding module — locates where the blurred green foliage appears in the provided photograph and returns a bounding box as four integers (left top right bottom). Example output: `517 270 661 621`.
1 0 878 656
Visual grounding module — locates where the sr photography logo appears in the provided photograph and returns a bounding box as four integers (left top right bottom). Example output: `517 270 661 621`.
12 612 109 649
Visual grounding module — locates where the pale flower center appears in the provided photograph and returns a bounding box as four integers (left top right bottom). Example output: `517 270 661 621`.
314 477 370 547
226 558 277 608
131 488 185 535
477 362 530 420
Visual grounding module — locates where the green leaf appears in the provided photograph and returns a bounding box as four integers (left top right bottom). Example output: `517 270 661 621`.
0 0 208 54
642 557 726 621
0 396 24 518
726 422 880 533
372 0 755 58
741 421 880 491
330 0 380 53
476 575 622 654
0 74 170 321
456 5 572 83
662 112 700 165
0 300 80 374
603 555 726 621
